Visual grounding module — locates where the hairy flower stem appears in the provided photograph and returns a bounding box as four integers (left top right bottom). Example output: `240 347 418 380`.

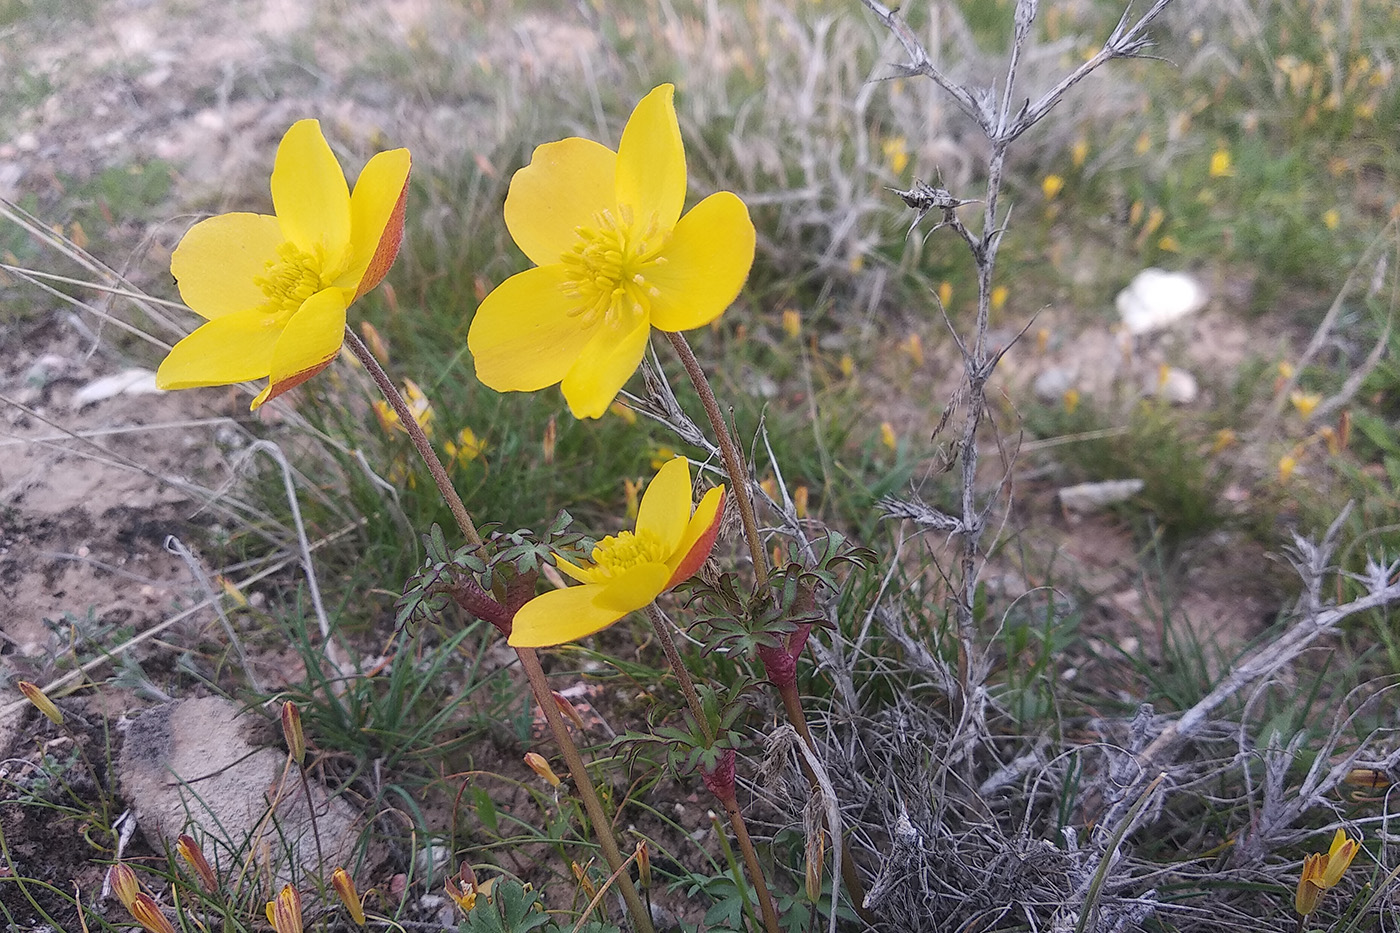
344 327 483 549
517 647 655 933
665 332 768 586
351 331 650 932
642 605 782 933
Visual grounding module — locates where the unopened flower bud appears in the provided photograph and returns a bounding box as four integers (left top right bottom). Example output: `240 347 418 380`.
129 894 177 933
524 752 561 788
331 867 365 926
571 861 598 900
701 748 737 803
805 830 826 902
108 863 140 911
18 681 62 726
280 701 305 766
551 691 588 732
265 884 303 933
176 834 218 893
635 840 651 890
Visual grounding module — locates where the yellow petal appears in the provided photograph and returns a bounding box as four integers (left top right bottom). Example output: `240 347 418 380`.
171 213 284 319
666 485 724 586
254 287 348 408
271 119 352 275
636 457 692 556
595 562 671 613
555 554 601 585
559 316 651 419
508 582 621 647
468 265 597 392
615 84 685 233
647 192 755 332
156 309 281 389
341 147 411 299
504 138 618 267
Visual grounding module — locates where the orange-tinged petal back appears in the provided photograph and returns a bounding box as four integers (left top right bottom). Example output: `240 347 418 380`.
272 119 352 274
344 147 411 299
504 138 617 267
468 265 597 392
171 213 284 319
254 287 348 409
636 457 693 556
156 310 281 389
647 192 755 332
559 316 651 419
509 582 620 647
615 84 685 233
667 485 724 586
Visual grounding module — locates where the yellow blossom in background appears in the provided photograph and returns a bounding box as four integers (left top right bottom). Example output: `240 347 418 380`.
509 457 726 647
1035 327 1050 354
1212 428 1236 454
610 401 638 424
1062 388 1080 414
650 446 676 471
359 320 389 364
1129 200 1144 227
372 378 433 437
938 281 953 307
901 332 923 367
1071 137 1089 169
882 135 910 175
839 354 854 378
1278 361 1296 380
1135 131 1152 155
782 308 802 339
445 426 486 466
1041 174 1065 200
1208 147 1233 177
1158 235 1181 252
1278 452 1299 483
157 120 410 409
880 422 897 450
1290 390 1321 418
467 84 756 418
1323 209 1340 230
794 485 809 519
991 285 1008 312
623 477 642 520
542 415 556 465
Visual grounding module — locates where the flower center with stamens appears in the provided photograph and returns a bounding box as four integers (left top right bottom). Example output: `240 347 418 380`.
254 242 327 319
559 207 668 328
590 529 668 579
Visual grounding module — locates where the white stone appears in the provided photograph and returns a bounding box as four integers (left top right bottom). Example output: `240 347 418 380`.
1116 268 1207 335
1144 367 1198 405
1058 479 1145 513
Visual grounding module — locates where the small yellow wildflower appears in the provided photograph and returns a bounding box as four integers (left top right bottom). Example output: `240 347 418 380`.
880 422 897 451
1158 235 1181 252
266 885 304 933
1071 137 1089 169
782 308 802 339
1290 390 1321 418
991 285 1008 312
623 477 642 521
1323 209 1340 230
882 136 910 175
1144 206 1165 236
1135 131 1152 155
1212 428 1236 454
938 281 953 307
18 681 62 726
1278 361 1296 380
1295 829 1361 916
331 867 366 926
467 85 756 418
901 332 924 367
445 426 486 466
610 401 638 424
794 485 809 519
1041 174 1065 200
372 378 433 437
509 458 725 647
524 752 562 787
650 446 677 471
839 354 854 378
157 120 410 409
359 320 389 364
1208 148 1233 178
1278 453 1299 483
1062 388 1080 414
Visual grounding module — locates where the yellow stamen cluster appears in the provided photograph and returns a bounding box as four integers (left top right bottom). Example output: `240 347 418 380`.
560 208 667 327
254 242 325 317
592 529 667 576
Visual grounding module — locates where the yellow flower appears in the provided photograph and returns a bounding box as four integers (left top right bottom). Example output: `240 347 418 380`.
468 85 756 418
266 884 303 933
882 135 909 175
373 378 433 436
782 308 802 339
1041 174 1065 200
524 752 562 787
18 681 62 725
331 867 366 926
1290 390 1321 418
445 426 486 466
880 422 897 450
509 457 725 647
1296 830 1361 915
1071 136 1089 169
1279 452 1299 483
157 120 410 409
1209 148 1233 177
991 285 1008 312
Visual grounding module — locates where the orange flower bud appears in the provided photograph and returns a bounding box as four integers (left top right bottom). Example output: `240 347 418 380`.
265 884 303 933
129 894 177 933
18 681 63 726
551 691 588 733
108 863 140 911
280 701 305 766
331 867 366 926
635 840 651 890
524 752 562 788
176 834 218 893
